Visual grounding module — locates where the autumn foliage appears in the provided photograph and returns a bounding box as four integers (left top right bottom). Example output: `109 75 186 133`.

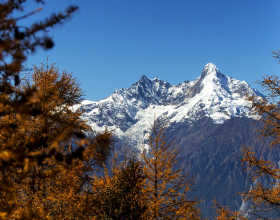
0 1 85 218
214 52 280 219
0 61 113 219
0 1 206 219
214 199 247 220
239 72 280 217
91 159 147 220
141 118 201 220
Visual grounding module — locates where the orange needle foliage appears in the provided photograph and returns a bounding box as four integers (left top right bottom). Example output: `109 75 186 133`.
90 159 147 220
141 118 201 220
214 199 247 220
0 1 80 218
214 51 280 219
13 141 113 219
0 62 113 219
239 70 280 217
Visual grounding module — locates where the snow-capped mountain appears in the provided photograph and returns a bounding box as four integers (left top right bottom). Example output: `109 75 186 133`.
75 63 277 218
78 63 261 149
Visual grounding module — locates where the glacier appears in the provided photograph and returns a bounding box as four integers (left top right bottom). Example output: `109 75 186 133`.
75 63 262 150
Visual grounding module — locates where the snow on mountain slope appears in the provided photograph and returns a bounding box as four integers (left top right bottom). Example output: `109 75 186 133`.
76 63 262 148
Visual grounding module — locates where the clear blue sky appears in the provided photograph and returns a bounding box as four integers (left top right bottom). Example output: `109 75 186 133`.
20 0 280 101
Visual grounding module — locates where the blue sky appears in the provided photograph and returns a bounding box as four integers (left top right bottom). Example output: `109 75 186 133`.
21 0 280 101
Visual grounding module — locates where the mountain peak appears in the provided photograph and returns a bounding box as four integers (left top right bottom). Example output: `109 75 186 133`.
139 75 149 81
205 63 218 69
79 62 262 134
200 63 221 80
153 76 160 81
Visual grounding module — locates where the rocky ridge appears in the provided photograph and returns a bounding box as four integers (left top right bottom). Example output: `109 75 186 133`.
76 63 262 149
72 63 276 218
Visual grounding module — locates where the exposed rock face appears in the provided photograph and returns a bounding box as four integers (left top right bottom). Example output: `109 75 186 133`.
74 63 275 218
165 117 277 219
77 63 261 137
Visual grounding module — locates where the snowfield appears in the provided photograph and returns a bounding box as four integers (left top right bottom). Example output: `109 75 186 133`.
75 63 262 149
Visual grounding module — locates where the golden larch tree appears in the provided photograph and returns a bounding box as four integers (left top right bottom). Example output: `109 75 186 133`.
90 159 147 220
214 51 280 219
141 118 201 220
1 62 113 219
240 71 280 217
0 1 79 218
214 199 247 220
14 135 113 220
